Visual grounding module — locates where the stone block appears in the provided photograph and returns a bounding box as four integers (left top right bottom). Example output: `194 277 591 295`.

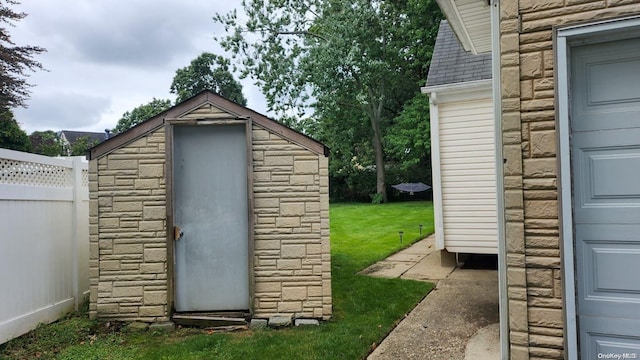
100 218 119 229
112 286 143 297
139 220 164 231
501 33 520 54
98 196 113 207
255 240 280 250
277 301 302 313
255 198 279 208
280 203 305 216
149 321 175 332
144 291 167 305
264 156 293 166
500 0 518 19
519 0 563 12
144 248 166 262
277 259 301 270
508 268 526 287
294 160 318 174
112 201 143 212
139 305 165 317
290 175 315 185
509 300 528 332
255 282 282 293
254 171 270 182
143 206 165 220
530 130 556 157
502 67 520 97
529 307 563 328
108 159 137 170
503 145 523 176
521 52 543 79
140 263 165 274
268 314 292 328
523 158 556 178
281 244 306 258
97 303 119 314
127 322 149 332
135 179 159 190
98 176 115 186
521 98 554 112
527 269 553 287
295 319 319 326
113 243 143 255
282 287 307 301
276 217 300 228
505 190 524 209
139 164 163 178
250 318 268 329
527 256 561 269
524 200 558 219
510 345 529 360
506 222 525 254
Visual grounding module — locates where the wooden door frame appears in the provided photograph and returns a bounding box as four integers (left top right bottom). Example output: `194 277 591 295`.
555 15 640 359
165 119 255 315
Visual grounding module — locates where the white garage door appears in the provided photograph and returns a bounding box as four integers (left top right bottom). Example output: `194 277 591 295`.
571 36 640 357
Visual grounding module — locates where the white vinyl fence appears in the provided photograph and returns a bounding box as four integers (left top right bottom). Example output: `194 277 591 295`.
0 149 89 344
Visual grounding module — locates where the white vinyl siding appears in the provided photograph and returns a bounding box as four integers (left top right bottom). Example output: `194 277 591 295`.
438 98 498 254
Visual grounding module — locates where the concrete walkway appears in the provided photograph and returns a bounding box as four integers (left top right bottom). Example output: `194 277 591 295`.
364 236 500 360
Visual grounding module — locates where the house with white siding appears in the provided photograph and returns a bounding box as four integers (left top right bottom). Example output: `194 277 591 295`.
422 20 497 255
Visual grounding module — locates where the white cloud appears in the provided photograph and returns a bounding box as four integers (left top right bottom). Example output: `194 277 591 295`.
9 0 272 134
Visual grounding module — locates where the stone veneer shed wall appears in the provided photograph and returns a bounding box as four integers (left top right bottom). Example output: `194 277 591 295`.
498 1 640 359
88 91 331 322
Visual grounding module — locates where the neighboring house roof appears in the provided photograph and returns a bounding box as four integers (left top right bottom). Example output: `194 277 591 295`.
60 131 108 145
426 20 492 87
88 90 329 160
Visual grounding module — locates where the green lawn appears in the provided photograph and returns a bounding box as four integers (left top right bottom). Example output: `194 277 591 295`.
1 201 434 360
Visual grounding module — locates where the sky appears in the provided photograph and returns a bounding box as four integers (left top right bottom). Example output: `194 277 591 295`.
9 0 270 134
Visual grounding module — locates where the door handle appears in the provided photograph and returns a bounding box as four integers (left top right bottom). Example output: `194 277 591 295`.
174 226 184 241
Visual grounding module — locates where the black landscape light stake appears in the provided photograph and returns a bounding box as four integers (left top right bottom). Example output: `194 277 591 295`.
399 231 404 244
419 224 423 235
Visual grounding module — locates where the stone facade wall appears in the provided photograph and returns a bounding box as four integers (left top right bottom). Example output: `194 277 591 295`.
90 119 331 322
89 127 168 322
500 1 640 358
252 125 332 320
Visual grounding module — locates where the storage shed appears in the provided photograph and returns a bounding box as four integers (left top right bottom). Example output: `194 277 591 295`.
87 91 331 325
422 20 497 255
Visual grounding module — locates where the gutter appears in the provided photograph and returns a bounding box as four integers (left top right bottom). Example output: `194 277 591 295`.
490 0 510 359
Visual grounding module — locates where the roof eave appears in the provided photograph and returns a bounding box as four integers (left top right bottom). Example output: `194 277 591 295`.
87 91 328 161
435 0 492 55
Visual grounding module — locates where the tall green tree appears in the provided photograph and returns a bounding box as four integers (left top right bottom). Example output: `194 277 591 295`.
112 98 172 134
1 0 45 108
0 108 30 152
68 136 99 156
29 130 62 156
170 52 247 105
215 0 441 202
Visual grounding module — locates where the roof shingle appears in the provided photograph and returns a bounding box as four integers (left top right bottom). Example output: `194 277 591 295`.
426 20 492 87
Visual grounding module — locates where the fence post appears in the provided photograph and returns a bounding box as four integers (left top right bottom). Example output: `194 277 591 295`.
71 157 83 311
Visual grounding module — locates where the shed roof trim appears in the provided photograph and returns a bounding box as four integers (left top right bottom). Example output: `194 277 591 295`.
88 91 328 160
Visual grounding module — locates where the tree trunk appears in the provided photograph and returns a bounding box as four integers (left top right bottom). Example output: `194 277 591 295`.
370 111 387 203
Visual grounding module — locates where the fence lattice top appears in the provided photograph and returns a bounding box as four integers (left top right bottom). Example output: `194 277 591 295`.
0 157 73 187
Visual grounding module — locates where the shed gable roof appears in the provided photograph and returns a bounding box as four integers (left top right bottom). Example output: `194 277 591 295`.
426 20 492 87
88 91 328 160
61 130 108 145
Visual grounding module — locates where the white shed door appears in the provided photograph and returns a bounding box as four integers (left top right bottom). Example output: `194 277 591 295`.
571 37 640 356
173 125 249 312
